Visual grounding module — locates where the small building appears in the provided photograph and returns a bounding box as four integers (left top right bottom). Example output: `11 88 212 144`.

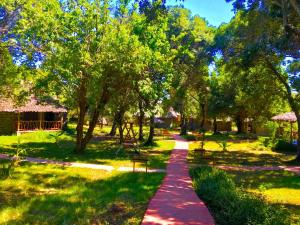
0 96 67 135
155 107 181 129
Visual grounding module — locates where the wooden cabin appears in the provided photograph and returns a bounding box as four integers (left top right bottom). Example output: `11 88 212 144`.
0 96 67 135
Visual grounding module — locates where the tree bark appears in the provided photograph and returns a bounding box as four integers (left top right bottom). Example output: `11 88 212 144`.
180 113 187 136
138 100 145 141
115 109 125 144
236 115 243 134
109 117 117 136
75 74 88 154
200 102 206 130
296 115 300 161
75 79 110 153
145 114 155 146
213 117 218 135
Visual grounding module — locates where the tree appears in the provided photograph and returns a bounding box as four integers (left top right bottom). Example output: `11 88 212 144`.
167 7 214 135
8 0 148 152
132 1 173 145
216 3 300 159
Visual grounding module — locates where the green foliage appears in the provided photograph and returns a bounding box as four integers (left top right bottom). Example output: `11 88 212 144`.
0 164 164 224
191 166 292 225
181 134 197 141
217 141 232 151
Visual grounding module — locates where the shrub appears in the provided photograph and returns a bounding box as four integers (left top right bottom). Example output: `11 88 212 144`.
190 167 291 225
273 139 297 153
182 134 197 141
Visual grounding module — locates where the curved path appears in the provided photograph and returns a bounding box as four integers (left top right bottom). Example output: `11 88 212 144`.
142 135 215 225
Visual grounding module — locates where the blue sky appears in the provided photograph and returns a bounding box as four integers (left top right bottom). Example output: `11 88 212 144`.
167 0 235 27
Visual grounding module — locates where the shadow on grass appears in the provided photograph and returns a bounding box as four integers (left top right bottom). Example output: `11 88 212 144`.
1 140 131 164
224 169 300 222
1 164 164 225
189 149 299 166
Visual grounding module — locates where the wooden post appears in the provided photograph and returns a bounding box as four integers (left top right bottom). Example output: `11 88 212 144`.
39 112 42 130
60 114 63 129
17 112 20 132
290 122 293 143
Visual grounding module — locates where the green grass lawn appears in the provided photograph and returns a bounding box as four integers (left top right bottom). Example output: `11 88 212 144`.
188 132 298 166
0 129 175 169
225 170 300 223
185 132 300 223
0 163 164 224
0 125 174 224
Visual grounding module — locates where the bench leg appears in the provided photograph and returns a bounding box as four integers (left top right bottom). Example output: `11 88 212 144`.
133 161 135 172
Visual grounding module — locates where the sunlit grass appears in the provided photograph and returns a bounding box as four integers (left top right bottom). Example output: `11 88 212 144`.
188 137 297 166
0 129 175 169
226 170 300 223
0 163 164 224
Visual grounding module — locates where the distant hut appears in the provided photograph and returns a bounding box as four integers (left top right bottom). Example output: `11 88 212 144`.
165 107 180 128
0 96 67 135
272 112 297 123
272 112 298 141
241 118 254 133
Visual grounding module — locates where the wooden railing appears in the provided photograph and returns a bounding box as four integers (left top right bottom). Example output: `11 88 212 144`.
18 121 62 131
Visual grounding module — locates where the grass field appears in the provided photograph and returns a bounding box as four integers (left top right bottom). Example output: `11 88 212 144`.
226 170 300 223
0 163 164 224
0 125 175 224
185 132 300 224
0 129 175 169
188 132 298 166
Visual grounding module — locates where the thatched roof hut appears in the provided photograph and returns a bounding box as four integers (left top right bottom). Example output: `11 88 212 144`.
166 107 180 119
0 96 67 135
272 112 297 122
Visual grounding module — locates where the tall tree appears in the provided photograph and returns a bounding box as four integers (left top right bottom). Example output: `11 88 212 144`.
216 3 300 159
167 7 214 135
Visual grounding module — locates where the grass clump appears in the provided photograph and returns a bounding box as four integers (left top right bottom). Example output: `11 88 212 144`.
190 166 292 225
181 134 197 141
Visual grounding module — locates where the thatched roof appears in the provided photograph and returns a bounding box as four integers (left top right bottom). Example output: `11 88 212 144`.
0 96 67 113
272 112 297 122
166 107 180 119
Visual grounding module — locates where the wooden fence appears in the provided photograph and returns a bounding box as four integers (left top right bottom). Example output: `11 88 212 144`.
17 121 62 131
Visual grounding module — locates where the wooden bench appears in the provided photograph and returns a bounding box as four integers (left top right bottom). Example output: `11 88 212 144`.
131 154 149 173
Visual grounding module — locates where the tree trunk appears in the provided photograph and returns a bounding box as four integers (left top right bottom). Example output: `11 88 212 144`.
200 103 206 130
145 114 155 146
116 109 125 144
118 123 124 144
138 100 145 141
180 113 187 136
109 116 117 136
213 117 218 135
75 75 88 154
75 79 109 153
236 115 243 134
296 116 300 161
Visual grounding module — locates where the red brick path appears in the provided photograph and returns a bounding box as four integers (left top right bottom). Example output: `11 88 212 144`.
142 135 215 225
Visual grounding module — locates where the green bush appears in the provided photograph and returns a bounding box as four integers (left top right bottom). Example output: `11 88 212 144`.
182 134 197 141
190 167 291 225
273 140 297 153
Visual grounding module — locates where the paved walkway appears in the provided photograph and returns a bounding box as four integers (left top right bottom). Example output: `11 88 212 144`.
142 135 215 225
0 154 165 173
